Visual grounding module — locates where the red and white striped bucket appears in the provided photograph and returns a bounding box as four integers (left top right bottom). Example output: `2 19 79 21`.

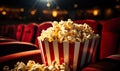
38 37 100 71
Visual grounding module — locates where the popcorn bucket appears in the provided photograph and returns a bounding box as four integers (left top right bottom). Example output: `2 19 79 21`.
38 37 100 71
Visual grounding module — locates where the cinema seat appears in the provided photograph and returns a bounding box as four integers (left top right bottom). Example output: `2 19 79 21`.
0 25 4 36
0 50 42 71
1 25 9 37
0 25 18 42
99 17 120 59
7 25 18 39
21 23 38 44
16 24 25 41
0 42 38 56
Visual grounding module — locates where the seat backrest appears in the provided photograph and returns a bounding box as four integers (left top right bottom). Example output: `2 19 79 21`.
3 25 10 37
21 23 38 44
7 25 18 39
0 25 2 35
99 17 120 59
74 19 102 35
35 21 52 47
16 24 25 41
0 25 7 36
0 25 4 36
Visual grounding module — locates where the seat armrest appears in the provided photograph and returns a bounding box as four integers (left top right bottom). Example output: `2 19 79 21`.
0 50 42 70
106 54 120 61
0 41 38 56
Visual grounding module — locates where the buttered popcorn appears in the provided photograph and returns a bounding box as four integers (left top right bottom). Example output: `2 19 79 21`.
38 19 99 42
3 60 70 71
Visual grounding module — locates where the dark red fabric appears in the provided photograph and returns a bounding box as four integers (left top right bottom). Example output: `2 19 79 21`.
10 25 18 38
82 67 102 71
0 25 4 36
16 24 25 41
81 58 120 71
0 25 18 42
3 25 10 37
118 43 120 54
21 23 38 44
100 32 119 59
99 17 120 59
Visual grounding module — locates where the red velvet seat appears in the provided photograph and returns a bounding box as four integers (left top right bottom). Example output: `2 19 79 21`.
99 17 120 59
0 42 38 56
0 25 18 42
0 25 5 36
0 25 10 37
35 21 52 47
0 25 4 36
0 50 42 71
2 25 10 37
21 23 38 44
7 25 18 39
16 24 25 41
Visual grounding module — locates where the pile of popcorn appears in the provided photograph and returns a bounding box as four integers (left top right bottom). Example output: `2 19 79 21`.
3 60 70 71
38 19 99 42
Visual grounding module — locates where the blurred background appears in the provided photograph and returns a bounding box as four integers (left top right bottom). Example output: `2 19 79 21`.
0 0 120 25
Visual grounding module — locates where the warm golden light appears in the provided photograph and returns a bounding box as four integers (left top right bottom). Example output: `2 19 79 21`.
105 8 112 16
74 4 78 8
115 5 120 9
20 8 24 12
52 10 58 17
0 7 3 11
30 10 36 15
46 2 51 7
2 11 7 15
93 9 99 16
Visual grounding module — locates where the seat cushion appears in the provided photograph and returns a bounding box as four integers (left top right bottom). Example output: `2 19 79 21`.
82 58 120 71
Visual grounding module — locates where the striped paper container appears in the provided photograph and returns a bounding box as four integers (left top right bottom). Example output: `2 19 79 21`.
38 37 100 71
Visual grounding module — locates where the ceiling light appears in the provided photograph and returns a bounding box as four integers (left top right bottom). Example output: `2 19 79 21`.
46 2 51 7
